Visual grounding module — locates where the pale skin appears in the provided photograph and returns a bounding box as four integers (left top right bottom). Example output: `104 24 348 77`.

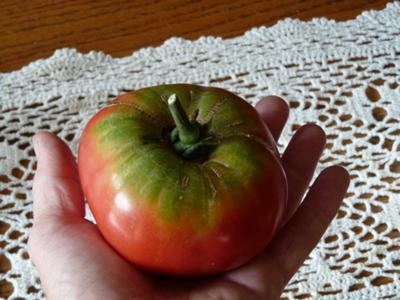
28 96 350 300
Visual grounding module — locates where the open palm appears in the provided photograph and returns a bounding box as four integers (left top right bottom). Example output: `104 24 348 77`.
28 96 349 300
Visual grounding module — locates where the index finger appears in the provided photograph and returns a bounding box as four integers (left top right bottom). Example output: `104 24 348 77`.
255 96 289 142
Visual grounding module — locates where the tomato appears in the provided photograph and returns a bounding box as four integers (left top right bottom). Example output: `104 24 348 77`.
78 84 287 276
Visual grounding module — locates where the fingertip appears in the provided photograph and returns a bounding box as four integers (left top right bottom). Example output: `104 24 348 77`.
255 96 289 141
33 131 71 157
305 165 350 213
296 123 326 144
320 165 350 191
32 131 47 156
33 131 78 180
32 132 84 221
256 96 289 119
282 123 326 167
33 131 61 158
33 131 55 144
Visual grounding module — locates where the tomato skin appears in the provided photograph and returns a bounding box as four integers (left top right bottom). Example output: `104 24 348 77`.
78 84 287 276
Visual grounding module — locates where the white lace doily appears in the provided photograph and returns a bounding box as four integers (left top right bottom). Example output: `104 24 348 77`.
1 2 400 299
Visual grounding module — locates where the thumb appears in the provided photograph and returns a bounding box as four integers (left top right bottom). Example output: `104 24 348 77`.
32 131 85 221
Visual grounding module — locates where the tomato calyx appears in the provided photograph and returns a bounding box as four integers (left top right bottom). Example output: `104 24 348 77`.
168 94 215 159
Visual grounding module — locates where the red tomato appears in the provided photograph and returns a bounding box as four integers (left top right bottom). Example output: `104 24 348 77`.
78 84 287 276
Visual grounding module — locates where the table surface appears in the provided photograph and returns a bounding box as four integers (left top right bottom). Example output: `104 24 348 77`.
0 0 391 73
0 0 393 298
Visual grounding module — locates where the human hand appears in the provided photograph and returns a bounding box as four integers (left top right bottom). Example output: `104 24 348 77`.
28 96 349 300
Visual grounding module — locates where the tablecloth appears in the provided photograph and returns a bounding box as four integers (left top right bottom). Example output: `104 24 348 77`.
1 2 399 299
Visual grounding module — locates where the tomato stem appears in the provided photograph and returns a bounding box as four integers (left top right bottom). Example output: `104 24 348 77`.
168 94 200 145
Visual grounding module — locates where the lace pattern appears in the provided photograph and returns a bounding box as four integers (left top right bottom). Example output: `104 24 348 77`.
0 2 399 299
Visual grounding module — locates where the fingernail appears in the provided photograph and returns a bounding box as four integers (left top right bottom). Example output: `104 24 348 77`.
32 135 41 158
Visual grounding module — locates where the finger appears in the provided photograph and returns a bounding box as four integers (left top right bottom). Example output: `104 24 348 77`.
280 124 326 226
255 96 289 142
268 166 350 283
32 131 85 221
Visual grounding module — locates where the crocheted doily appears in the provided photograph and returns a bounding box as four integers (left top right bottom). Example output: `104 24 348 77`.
1 2 399 299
